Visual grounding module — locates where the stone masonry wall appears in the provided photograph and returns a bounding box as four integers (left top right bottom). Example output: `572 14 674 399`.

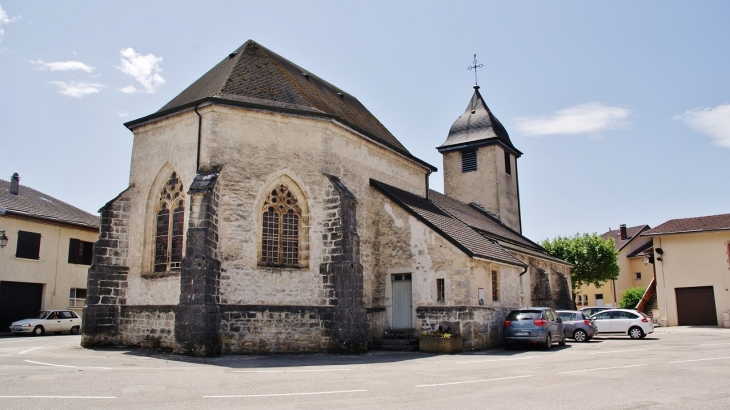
417 306 513 350
82 187 133 347
120 306 176 349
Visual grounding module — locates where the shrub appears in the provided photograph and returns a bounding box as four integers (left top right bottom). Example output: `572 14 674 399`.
620 287 646 309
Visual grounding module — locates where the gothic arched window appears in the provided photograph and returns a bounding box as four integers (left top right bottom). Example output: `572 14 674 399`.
154 172 185 272
260 184 301 266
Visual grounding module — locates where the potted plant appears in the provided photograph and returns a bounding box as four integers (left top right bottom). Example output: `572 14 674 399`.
140 335 160 349
419 326 463 354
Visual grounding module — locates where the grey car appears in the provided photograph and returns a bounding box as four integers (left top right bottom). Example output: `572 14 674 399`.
557 310 597 342
503 307 566 350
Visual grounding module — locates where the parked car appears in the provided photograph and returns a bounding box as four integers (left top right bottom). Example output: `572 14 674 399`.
589 308 654 339
503 307 566 350
9 310 82 336
580 306 612 317
556 310 598 342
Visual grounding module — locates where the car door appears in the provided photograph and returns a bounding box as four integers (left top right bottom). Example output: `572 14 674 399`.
592 311 612 333
611 311 632 334
59 311 78 331
558 312 576 336
43 311 61 332
547 310 562 340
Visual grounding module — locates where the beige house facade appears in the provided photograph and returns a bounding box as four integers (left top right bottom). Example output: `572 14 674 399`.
0 174 100 331
642 214 730 327
81 40 571 356
575 225 655 308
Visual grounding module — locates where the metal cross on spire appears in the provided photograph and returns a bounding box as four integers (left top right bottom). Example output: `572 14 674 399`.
467 54 484 86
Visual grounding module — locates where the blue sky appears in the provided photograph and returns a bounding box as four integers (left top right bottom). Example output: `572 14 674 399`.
1 1 728 241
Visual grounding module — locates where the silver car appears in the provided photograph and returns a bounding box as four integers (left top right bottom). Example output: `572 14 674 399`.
9 310 82 336
557 310 597 342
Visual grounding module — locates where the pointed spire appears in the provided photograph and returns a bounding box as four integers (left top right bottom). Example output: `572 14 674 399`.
438 86 521 157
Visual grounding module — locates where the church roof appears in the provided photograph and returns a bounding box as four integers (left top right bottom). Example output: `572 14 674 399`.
128 40 435 170
371 179 527 268
438 86 521 156
0 177 100 230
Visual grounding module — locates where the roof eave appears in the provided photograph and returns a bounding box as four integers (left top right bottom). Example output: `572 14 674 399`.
125 97 437 173
437 138 523 157
641 227 730 237
2 210 100 231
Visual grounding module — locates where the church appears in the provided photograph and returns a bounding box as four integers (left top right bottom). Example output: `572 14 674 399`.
81 40 572 356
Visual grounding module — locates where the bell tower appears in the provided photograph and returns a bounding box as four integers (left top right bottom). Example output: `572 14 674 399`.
437 85 523 233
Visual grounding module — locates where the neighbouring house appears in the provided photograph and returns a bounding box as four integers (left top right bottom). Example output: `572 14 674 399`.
0 173 100 331
574 224 656 311
81 40 572 356
641 213 730 327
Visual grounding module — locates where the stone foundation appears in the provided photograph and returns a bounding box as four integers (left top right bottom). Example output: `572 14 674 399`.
120 306 176 348
417 306 513 350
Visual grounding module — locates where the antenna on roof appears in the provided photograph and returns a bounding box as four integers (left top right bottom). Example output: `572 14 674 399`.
467 54 484 87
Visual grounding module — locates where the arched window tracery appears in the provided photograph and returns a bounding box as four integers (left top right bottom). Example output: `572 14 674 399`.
260 184 301 266
154 172 185 272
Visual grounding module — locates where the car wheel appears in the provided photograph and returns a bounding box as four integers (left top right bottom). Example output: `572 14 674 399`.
33 326 45 336
573 329 587 342
543 333 552 350
629 326 644 339
70 326 80 335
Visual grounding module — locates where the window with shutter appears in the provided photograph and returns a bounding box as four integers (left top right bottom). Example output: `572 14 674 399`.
16 231 41 260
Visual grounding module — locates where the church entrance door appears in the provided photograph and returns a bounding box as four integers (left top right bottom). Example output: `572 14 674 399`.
392 274 412 329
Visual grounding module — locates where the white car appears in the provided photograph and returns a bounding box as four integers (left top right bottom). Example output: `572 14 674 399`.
590 309 654 339
9 310 82 336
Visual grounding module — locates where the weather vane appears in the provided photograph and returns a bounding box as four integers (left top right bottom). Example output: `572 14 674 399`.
467 54 484 86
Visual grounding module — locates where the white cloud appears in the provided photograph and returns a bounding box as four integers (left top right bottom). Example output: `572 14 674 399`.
31 60 95 73
118 111 129 117
675 104 730 148
117 47 165 94
49 81 105 98
514 102 631 137
0 4 21 42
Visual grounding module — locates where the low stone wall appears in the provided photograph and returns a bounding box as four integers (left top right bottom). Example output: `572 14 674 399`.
416 306 513 350
120 306 176 349
219 305 331 354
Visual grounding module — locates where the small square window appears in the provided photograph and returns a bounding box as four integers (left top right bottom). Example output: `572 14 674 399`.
635 272 641 280
69 288 87 308
68 239 94 265
436 278 445 301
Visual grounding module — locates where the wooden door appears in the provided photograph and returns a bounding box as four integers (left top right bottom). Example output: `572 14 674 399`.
392 274 412 329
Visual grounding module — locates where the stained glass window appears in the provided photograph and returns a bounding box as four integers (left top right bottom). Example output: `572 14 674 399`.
153 172 185 272
260 184 301 266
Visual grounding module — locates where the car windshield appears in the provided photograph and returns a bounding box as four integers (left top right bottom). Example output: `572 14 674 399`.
559 312 577 321
506 310 542 321
37 311 51 319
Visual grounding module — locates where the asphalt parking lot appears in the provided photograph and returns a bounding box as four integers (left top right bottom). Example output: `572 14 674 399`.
1 327 729 410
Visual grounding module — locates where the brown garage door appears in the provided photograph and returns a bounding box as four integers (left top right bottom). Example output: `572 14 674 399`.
675 286 717 326
0 281 44 331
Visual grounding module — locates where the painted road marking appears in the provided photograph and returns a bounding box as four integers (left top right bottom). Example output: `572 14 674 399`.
699 343 730 347
558 364 646 374
416 374 533 388
668 356 730 364
457 357 535 364
24 360 112 370
0 396 115 399
587 348 652 355
18 347 43 355
232 368 352 373
204 389 367 398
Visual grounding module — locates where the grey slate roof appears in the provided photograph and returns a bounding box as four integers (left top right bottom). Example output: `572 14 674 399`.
438 86 521 156
133 40 436 170
0 178 100 230
371 179 531 268
601 225 650 251
641 213 730 236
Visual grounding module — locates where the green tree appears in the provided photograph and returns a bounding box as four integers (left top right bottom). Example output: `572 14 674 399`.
540 233 620 291
620 286 646 309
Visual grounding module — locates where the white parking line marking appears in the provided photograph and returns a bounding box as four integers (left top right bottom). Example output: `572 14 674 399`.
559 364 646 374
457 357 535 364
0 396 115 399
668 356 730 364
699 343 730 347
19 347 43 355
587 348 652 355
24 360 112 370
204 389 367 398
232 368 352 373
416 374 533 388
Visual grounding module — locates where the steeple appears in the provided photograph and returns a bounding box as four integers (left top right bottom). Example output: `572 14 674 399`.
437 86 522 233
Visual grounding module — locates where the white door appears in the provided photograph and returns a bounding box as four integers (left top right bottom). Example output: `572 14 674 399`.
392 274 412 329
595 294 604 307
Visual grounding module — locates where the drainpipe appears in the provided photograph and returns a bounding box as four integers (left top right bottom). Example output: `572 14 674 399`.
425 170 432 200
194 104 202 173
658 237 668 326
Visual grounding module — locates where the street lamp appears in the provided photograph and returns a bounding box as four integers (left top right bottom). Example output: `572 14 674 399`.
0 230 8 248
